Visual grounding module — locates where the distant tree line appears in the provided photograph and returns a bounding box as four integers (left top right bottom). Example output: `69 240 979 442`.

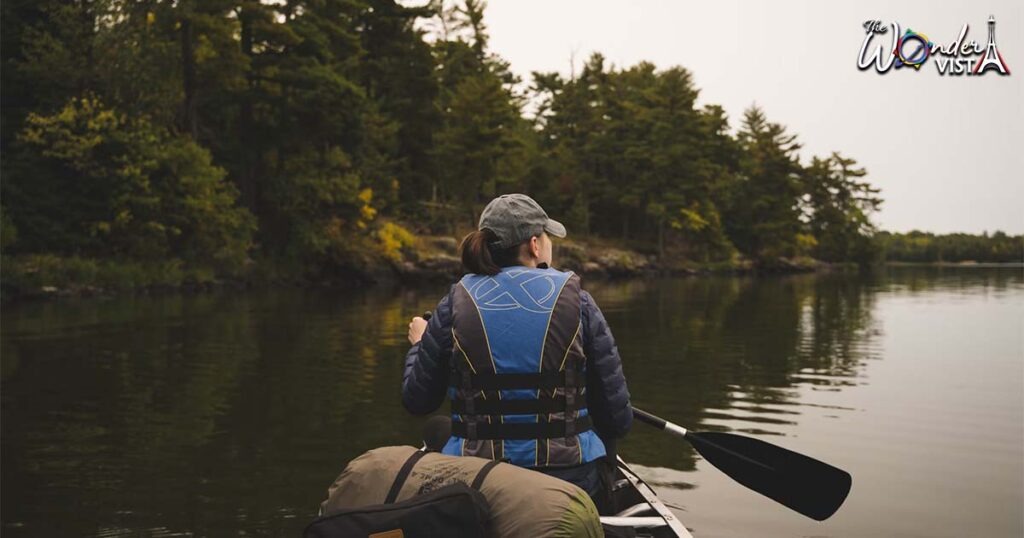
876 231 1021 263
1 0 998 282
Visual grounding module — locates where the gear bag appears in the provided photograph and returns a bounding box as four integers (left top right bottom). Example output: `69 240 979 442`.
307 446 603 538
304 449 494 538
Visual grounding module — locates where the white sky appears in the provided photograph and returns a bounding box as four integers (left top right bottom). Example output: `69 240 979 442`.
475 0 1023 234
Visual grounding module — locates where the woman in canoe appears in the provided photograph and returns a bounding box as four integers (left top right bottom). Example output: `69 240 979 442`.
402 193 633 510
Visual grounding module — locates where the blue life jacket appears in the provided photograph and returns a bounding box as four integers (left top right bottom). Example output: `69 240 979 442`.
442 266 606 467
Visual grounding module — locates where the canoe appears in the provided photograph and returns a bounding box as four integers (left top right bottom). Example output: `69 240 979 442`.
603 456 693 538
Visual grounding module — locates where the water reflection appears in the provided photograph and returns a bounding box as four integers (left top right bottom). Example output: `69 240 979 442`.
585 272 882 471
2 288 439 536
2 266 1021 537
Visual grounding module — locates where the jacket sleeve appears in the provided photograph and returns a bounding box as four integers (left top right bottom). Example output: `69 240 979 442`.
581 289 633 439
402 285 455 416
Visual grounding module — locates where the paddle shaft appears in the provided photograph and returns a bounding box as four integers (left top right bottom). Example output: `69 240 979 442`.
632 406 689 439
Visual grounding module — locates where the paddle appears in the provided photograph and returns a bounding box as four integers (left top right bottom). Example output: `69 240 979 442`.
631 406 851 521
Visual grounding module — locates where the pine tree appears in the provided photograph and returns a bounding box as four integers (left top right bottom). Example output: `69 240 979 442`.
725 105 804 263
802 153 882 263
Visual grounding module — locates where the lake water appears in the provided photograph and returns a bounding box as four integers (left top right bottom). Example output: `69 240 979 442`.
2 266 1022 537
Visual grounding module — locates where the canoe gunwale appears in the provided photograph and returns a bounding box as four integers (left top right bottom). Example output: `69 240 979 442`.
599 456 694 538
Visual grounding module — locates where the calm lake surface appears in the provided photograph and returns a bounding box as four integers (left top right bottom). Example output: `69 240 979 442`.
2 266 1022 537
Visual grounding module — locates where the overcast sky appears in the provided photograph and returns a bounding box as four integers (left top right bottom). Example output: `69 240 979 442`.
476 0 1023 234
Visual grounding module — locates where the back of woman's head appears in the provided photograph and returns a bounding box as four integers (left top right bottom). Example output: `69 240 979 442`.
459 228 523 276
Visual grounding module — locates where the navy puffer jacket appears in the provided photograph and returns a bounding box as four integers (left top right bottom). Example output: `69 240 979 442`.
402 284 633 442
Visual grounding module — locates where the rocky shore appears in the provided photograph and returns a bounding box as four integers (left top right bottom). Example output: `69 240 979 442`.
390 235 827 284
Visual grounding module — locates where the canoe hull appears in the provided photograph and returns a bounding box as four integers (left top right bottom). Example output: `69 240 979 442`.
602 456 693 538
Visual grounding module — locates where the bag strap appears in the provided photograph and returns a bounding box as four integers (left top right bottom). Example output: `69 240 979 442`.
385 450 428 504
470 460 501 490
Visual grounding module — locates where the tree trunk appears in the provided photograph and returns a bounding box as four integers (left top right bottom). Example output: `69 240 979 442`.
237 6 257 215
658 217 665 259
180 14 198 139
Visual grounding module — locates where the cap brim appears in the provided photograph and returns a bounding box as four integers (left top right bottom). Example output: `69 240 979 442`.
544 218 567 238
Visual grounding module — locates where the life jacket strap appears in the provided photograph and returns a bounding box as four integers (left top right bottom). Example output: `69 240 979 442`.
451 415 593 440
448 370 586 391
565 368 578 436
460 370 475 415
450 393 587 415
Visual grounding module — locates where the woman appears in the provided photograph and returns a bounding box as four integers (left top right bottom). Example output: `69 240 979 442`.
402 193 632 508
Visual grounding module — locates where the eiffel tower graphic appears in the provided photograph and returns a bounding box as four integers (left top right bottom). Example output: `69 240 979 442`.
972 15 1011 75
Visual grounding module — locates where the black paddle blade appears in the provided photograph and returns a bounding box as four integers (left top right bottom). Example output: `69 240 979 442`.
687 431 851 521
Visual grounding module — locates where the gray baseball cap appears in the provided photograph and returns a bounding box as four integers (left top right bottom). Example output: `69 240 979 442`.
478 193 567 249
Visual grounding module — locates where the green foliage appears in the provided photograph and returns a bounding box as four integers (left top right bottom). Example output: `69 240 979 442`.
429 2 531 229
802 153 883 264
722 105 805 261
533 56 739 260
876 231 1022 263
267 145 371 258
2 254 219 294
9 97 254 270
0 0 903 293
434 70 524 216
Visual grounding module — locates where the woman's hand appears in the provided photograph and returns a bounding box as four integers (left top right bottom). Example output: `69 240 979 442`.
408 316 428 345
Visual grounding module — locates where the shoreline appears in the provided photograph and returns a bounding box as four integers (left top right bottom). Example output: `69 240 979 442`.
3 236 1018 302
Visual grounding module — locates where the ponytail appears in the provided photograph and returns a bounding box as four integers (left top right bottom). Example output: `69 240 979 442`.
459 228 524 275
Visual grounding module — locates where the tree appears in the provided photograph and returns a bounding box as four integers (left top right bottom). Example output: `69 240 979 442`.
724 105 804 262
9 97 254 269
0 0 893 283
357 0 440 214
431 1 527 229
802 153 882 264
